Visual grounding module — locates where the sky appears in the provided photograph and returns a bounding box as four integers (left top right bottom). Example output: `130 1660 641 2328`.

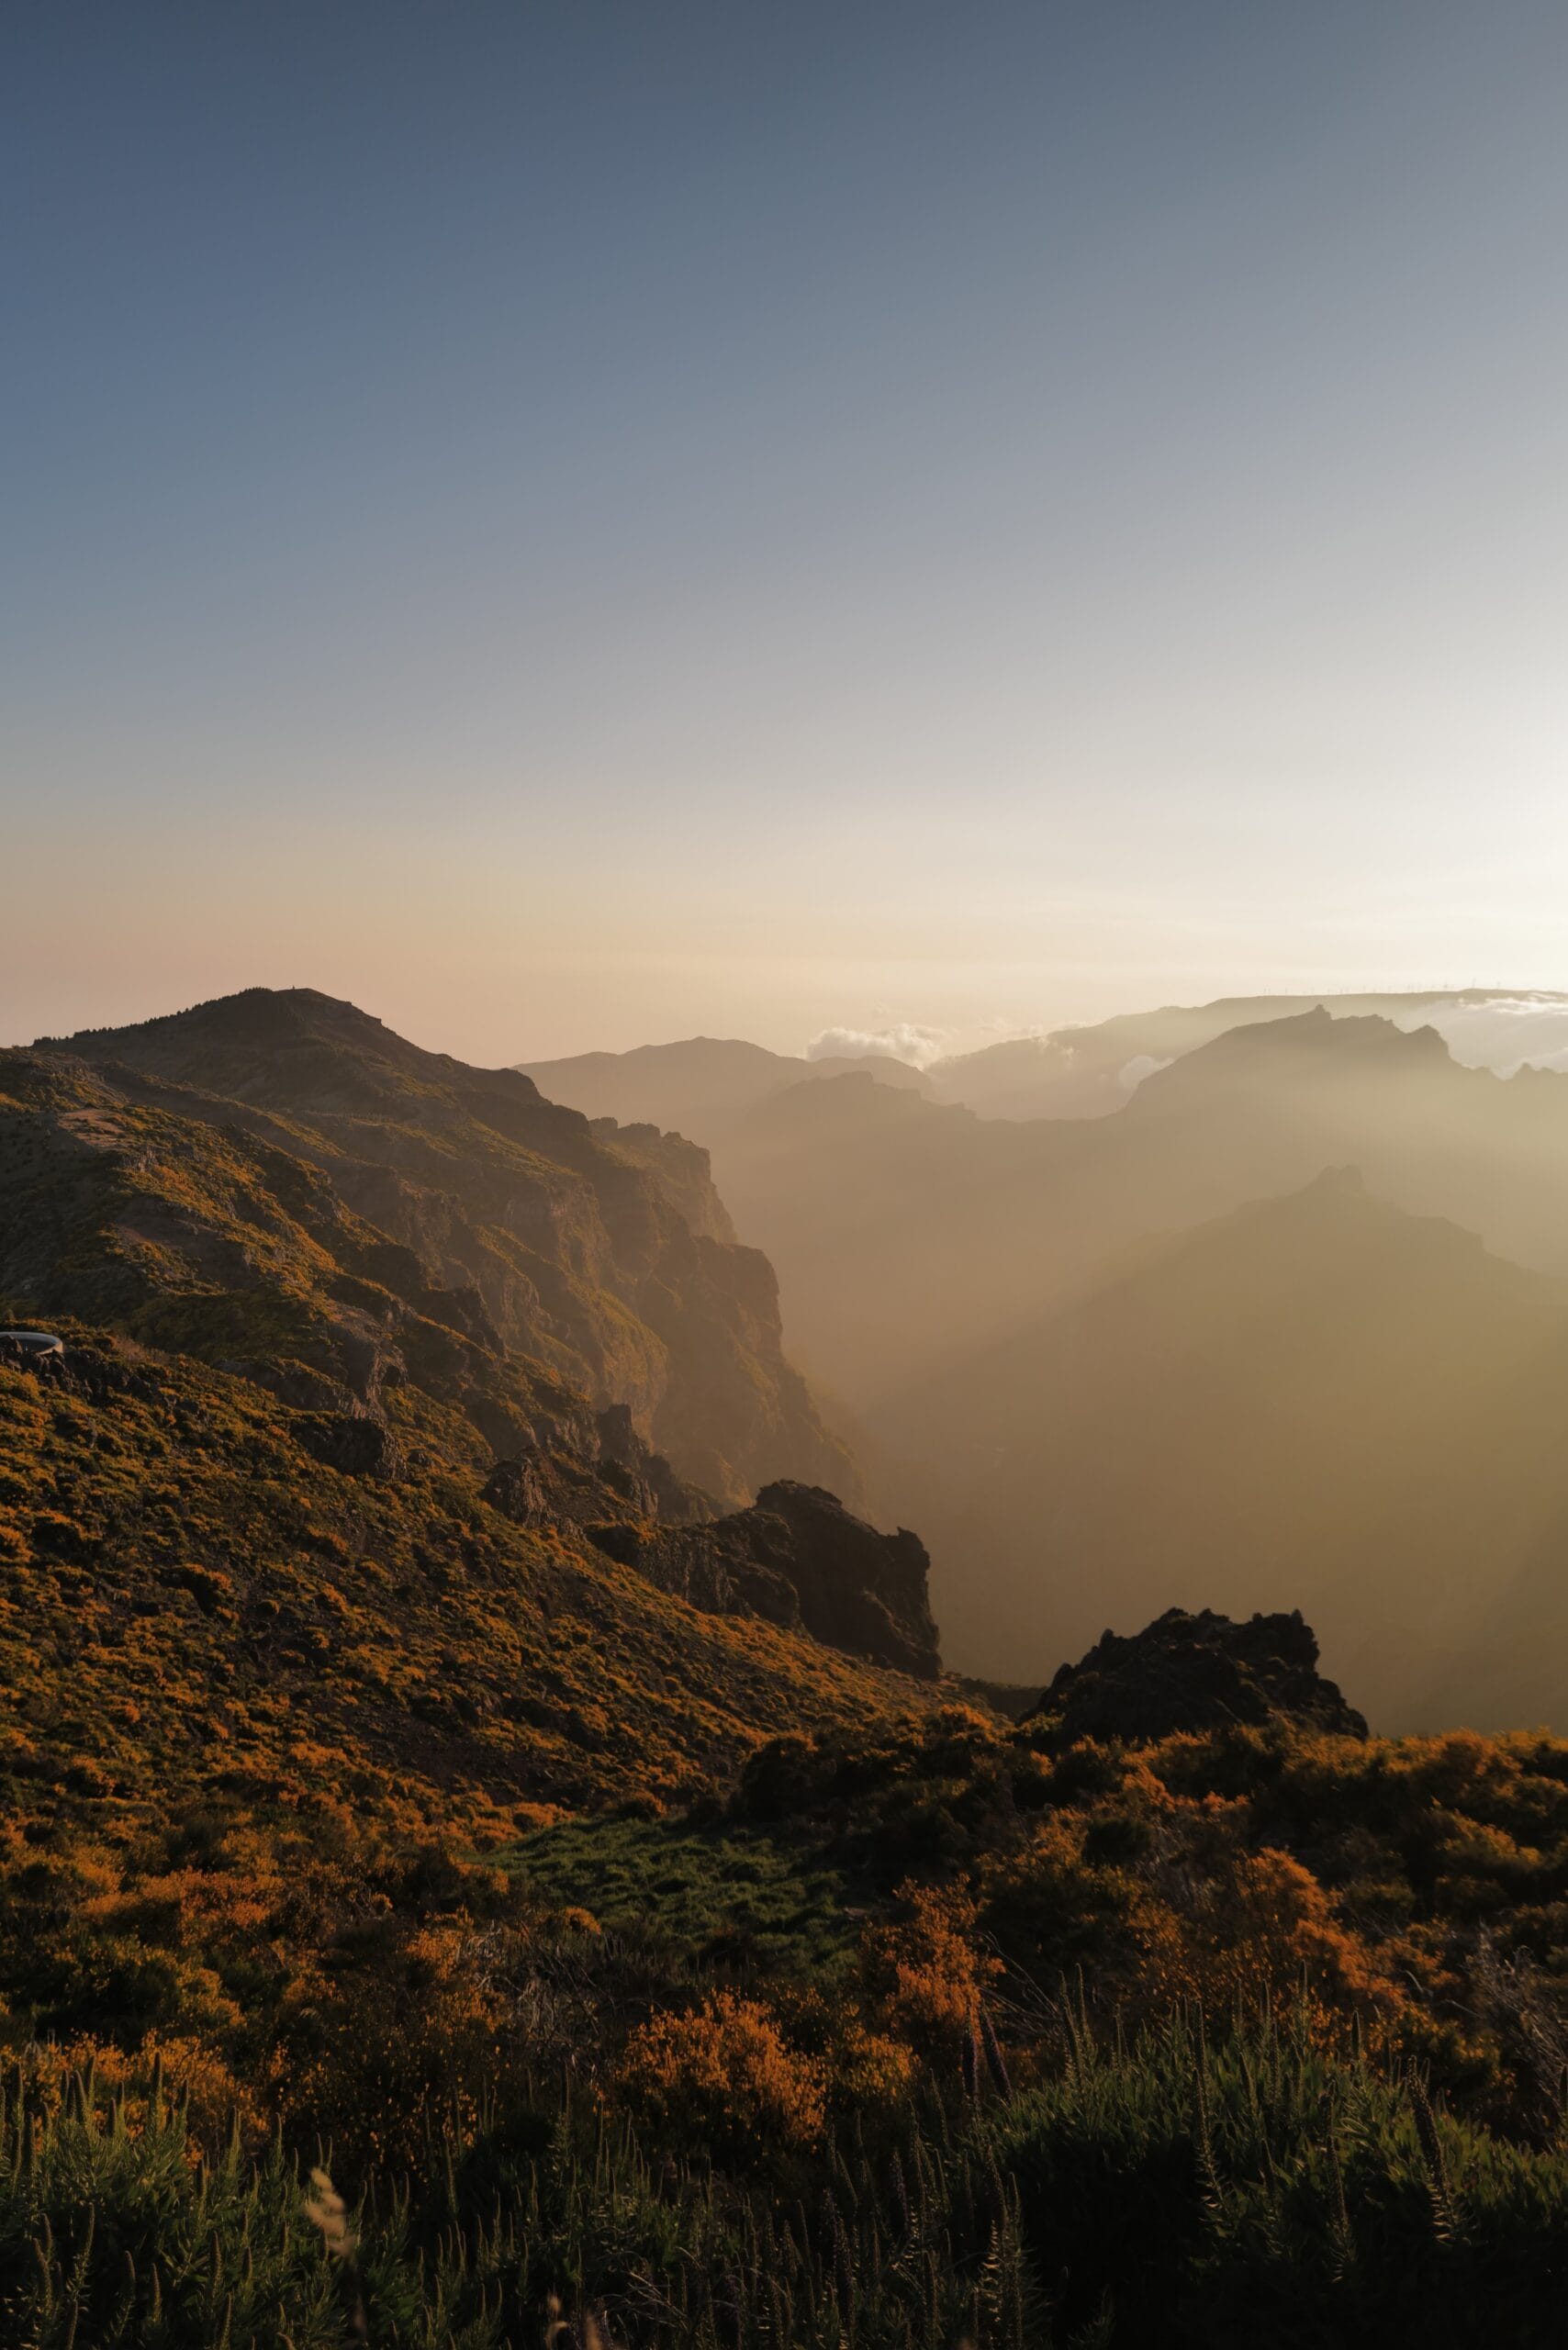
6 1 1568 1066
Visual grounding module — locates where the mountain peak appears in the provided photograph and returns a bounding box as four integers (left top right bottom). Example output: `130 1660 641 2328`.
23 990 851 1507
1128 1007 1457 1113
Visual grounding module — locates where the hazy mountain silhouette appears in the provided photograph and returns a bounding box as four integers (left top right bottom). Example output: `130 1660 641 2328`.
923 988 1568 1120
614 1009 1568 1729
876 1169 1568 1727
707 1012 1568 1415
523 990 1568 1136
518 1035 931 1137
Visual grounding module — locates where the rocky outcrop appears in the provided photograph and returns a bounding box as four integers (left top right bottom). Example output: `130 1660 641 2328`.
586 1481 941 1679
592 1403 712 1522
292 1410 403 1481
587 1119 737 1242
585 1518 803 1628
478 1409 940 1678
1025 1606 1367 1747
482 1403 714 1537
480 1452 554 1528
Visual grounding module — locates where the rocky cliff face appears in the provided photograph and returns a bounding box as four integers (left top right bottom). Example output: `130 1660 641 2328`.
580 1481 941 1679
1025 1606 1368 1747
28 990 853 1505
0 1056 945 1707
586 1119 737 1243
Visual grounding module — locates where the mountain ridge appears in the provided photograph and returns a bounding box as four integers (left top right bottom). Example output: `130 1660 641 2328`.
517 1031 933 1142
28 989 855 1506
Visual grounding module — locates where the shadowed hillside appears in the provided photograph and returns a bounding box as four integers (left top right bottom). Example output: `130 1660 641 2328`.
0 1324 930 1837
0 1003 952 1836
31 990 854 1505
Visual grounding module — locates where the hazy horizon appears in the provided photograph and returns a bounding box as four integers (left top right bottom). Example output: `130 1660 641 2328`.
8 0 1568 1061
26 979 1568 1093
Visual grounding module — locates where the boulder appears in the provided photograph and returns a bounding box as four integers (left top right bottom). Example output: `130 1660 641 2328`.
291 1410 403 1481
480 1451 552 1527
1025 1606 1367 1747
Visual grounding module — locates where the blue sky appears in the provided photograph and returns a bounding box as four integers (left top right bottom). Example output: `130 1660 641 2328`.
6 2 1567 1060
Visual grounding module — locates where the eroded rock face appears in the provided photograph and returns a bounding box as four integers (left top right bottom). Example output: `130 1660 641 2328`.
483 1410 941 1677
482 1404 714 1538
1025 1606 1368 1747
588 1480 941 1679
745 1483 941 1679
592 1404 711 1523
585 1519 803 1628
480 1452 552 1527
291 1411 403 1481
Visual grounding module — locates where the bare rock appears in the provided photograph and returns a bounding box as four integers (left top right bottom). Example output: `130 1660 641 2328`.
291 1411 403 1481
1024 1606 1367 1747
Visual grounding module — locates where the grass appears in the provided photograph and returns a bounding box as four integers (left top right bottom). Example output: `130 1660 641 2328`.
492 1814 858 1970
9 2008 1568 2347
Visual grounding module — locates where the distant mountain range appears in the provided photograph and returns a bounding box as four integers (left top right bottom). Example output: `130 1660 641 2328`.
516 1035 933 1138
525 996 1568 1729
522 988 1568 1126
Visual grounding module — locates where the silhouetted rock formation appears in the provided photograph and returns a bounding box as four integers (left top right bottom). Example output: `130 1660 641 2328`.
1025 1606 1367 1746
588 1481 941 1678
517 1035 930 1139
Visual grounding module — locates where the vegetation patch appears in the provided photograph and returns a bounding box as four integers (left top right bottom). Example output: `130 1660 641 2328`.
494 1814 857 1969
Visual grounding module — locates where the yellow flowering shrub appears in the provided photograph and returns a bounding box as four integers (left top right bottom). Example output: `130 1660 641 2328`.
858 1881 1002 2053
615 1990 827 2158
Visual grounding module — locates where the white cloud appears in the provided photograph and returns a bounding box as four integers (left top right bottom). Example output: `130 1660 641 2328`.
1116 1053 1174 1093
1394 997 1568 1076
804 1023 947 1069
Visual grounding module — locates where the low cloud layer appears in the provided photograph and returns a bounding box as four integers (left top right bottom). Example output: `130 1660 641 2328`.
1397 997 1568 1076
804 1023 946 1069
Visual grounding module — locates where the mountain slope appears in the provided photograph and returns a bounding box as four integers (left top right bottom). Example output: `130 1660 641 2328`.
36 990 852 1505
877 1170 1568 1728
0 1324 929 1847
0 1008 949 1843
